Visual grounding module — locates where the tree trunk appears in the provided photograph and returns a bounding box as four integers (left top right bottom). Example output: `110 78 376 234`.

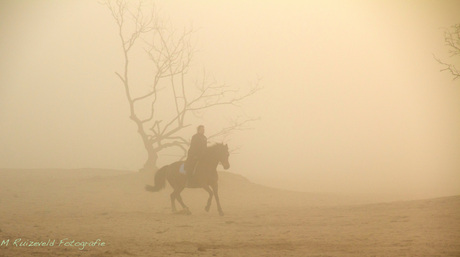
134 120 158 172
139 136 158 172
140 149 158 172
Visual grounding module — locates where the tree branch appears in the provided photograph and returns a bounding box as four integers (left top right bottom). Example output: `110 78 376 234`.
105 0 261 170
208 117 260 141
435 55 460 80
436 24 460 81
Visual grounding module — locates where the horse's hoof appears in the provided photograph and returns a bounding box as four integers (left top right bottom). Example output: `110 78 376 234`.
219 211 224 216
205 206 210 212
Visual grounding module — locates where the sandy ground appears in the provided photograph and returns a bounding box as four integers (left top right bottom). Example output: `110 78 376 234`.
0 169 459 257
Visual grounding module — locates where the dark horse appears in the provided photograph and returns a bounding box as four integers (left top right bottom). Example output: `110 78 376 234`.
145 143 230 216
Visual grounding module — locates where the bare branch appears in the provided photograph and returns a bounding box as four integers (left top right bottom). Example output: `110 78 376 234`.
435 54 460 80
442 63 459 80
208 117 260 141
437 24 460 81
156 140 189 152
187 81 262 111
114 72 125 83
154 142 188 160
444 24 460 56
105 0 260 170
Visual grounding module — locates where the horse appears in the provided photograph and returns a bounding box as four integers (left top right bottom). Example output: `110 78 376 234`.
145 143 230 216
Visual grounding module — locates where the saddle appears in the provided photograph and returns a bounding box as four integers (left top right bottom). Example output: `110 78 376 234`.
179 163 187 174
180 162 200 188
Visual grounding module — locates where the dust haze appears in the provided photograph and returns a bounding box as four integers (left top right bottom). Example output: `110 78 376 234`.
1 0 459 200
1 0 460 256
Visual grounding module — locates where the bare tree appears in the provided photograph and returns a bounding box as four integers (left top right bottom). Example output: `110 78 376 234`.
104 0 261 171
435 24 460 80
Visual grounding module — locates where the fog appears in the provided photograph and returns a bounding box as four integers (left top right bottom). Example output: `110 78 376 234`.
1 0 459 201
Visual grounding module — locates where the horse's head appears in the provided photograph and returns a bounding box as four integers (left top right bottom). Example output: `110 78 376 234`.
216 143 230 170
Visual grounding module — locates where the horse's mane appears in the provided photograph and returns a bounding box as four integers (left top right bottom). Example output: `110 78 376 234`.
205 143 226 155
208 143 225 149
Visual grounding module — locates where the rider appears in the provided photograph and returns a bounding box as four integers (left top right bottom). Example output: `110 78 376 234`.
185 125 207 185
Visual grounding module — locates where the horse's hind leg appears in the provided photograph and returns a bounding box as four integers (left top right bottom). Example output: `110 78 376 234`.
203 186 213 212
170 191 177 213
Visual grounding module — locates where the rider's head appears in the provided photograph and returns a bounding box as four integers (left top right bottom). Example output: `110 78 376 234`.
197 125 205 134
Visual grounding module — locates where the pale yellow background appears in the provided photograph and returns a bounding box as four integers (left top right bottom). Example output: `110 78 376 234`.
1 0 459 201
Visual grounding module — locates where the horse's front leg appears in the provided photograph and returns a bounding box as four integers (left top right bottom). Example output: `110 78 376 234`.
210 183 224 216
203 185 213 212
175 187 191 215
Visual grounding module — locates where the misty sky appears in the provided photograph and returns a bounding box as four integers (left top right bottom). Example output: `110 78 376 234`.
1 0 459 199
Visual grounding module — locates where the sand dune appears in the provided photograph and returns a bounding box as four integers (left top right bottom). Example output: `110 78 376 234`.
0 168 459 256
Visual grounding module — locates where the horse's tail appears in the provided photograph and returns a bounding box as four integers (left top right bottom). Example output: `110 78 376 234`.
145 165 169 192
